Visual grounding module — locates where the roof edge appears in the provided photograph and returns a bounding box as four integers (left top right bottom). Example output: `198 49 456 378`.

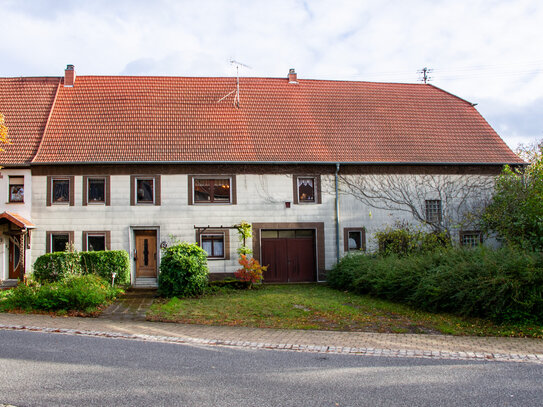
28 160 527 166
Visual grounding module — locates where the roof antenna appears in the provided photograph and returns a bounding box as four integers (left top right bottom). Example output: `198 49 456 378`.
218 59 251 108
418 67 433 84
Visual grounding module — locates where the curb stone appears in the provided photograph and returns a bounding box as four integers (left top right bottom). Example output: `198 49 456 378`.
1 323 542 365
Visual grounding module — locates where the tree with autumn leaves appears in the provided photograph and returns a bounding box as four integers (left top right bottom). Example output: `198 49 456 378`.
0 113 8 148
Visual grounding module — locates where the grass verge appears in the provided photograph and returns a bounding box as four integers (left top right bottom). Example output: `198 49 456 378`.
147 284 543 338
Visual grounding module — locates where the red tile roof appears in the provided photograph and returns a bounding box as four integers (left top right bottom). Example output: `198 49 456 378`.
0 211 35 229
0 77 60 164
2 75 524 165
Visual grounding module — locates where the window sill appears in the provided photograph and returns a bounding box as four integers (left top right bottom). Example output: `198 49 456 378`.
6 201 25 204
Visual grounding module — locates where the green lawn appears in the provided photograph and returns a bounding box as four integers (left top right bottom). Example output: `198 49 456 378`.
147 284 543 338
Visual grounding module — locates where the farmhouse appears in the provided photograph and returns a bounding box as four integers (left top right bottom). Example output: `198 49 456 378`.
0 66 523 286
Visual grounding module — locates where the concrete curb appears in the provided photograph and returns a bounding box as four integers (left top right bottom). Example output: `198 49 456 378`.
2 323 542 365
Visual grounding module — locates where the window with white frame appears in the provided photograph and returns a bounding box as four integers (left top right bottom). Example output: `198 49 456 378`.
200 233 225 259
88 178 106 203
136 178 154 204
9 176 24 203
52 178 71 204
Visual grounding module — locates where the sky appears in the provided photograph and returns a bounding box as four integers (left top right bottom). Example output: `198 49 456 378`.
2 0 542 150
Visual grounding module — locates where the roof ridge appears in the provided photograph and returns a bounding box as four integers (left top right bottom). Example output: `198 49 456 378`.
32 78 61 163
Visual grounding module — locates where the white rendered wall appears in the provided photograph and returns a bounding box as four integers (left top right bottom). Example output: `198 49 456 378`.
29 172 495 279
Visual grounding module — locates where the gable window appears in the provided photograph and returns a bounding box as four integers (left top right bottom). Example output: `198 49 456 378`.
425 200 442 223
47 176 74 206
9 176 24 203
191 176 234 204
460 231 483 248
130 175 161 206
344 227 366 252
293 175 321 204
46 231 74 253
82 231 111 251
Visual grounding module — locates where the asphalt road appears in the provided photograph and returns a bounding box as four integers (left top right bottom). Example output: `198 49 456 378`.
0 330 541 407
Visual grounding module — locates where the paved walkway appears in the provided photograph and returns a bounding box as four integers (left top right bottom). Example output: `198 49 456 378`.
0 291 542 364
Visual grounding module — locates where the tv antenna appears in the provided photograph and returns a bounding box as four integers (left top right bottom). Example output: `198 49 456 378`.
218 59 252 108
418 67 433 84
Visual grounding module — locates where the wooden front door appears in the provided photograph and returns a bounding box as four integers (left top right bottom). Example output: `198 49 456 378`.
135 230 157 278
9 237 23 280
261 230 316 283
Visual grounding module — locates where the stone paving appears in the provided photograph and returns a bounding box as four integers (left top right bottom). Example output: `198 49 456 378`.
0 291 542 364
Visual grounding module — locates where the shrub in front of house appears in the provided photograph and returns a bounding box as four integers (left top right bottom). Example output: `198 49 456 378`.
374 224 451 256
158 242 209 297
80 250 130 285
33 251 82 283
33 250 130 285
328 246 543 324
0 274 122 313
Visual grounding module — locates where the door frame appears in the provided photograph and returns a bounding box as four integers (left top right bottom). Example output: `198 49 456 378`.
252 222 325 282
8 235 24 280
129 226 160 285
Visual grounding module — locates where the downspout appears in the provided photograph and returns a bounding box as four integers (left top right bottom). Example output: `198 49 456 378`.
335 163 341 264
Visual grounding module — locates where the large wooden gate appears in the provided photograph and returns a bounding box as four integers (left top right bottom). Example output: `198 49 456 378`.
261 230 316 282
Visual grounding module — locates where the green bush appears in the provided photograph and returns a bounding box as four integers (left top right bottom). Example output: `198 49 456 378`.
328 247 543 324
80 251 130 285
0 275 122 312
375 224 451 256
33 252 82 283
34 250 130 285
158 242 209 297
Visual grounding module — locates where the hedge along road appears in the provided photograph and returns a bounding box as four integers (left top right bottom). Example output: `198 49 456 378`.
1 330 542 407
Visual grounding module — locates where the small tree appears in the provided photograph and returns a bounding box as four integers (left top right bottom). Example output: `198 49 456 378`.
483 141 543 251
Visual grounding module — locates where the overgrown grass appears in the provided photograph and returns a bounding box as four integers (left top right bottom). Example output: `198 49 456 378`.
147 284 543 338
0 275 123 315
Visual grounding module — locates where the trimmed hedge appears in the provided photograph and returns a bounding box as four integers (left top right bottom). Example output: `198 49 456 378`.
33 250 130 285
80 251 130 285
328 247 543 324
158 242 209 297
33 252 82 283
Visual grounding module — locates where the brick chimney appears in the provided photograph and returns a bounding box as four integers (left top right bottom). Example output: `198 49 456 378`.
64 64 75 87
288 68 298 84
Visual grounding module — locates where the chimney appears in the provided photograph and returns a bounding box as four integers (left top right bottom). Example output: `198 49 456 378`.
64 64 75 87
288 68 298 84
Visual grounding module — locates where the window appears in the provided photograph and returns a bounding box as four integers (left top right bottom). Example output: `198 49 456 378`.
293 175 321 204
130 175 161 206
83 176 110 205
137 179 154 203
343 228 366 252
47 176 74 206
189 176 235 204
196 229 230 259
53 179 69 203
9 176 24 203
425 200 442 223
460 231 482 248
82 231 111 251
201 234 225 258
46 231 74 253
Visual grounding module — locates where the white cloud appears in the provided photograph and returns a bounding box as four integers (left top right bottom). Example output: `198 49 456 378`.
1 0 542 148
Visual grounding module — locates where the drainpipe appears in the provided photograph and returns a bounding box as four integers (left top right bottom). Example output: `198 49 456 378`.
335 163 341 264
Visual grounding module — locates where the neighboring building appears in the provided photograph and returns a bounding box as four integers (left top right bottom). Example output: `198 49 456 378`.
0 66 524 285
